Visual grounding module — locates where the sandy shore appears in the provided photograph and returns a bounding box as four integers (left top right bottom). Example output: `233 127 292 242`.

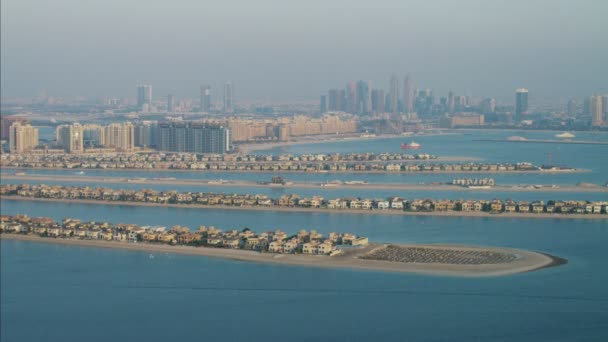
2 174 606 193
2 196 605 220
0 234 562 277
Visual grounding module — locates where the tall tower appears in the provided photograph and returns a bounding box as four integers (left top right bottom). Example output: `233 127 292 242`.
137 84 152 110
200 85 211 112
567 99 576 117
320 95 327 113
403 75 414 113
389 75 399 114
223 82 233 113
167 94 175 112
448 91 455 114
591 95 603 127
356 80 371 114
56 123 84 153
346 81 357 114
9 122 38 153
515 88 529 122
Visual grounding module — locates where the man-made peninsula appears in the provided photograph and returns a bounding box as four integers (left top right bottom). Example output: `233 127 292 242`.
0 215 564 277
2 184 606 219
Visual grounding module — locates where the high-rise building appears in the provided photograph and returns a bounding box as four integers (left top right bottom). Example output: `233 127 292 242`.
134 121 157 148
56 123 84 153
1 115 30 141
567 99 577 117
371 89 385 113
447 91 455 114
346 81 357 114
320 95 327 113
515 88 529 122
223 82 234 113
388 75 399 114
480 98 496 113
328 89 339 112
82 124 104 147
356 80 371 114
137 84 152 110
103 123 135 151
158 121 231 154
403 76 414 113
9 122 38 153
603 95 608 114
167 94 175 112
591 95 603 127
200 85 211 112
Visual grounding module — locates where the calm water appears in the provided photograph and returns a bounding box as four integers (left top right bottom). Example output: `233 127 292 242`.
2 130 608 341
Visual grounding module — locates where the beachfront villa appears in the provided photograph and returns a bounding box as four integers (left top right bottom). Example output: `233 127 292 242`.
0 215 369 256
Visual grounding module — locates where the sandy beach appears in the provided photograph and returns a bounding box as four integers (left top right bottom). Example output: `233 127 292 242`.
2 174 606 193
0 234 562 277
2 196 605 220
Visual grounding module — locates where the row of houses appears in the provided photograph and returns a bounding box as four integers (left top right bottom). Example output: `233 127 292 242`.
2 153 548 173
2 184 606 215
1 152 435 164
0 215 368 256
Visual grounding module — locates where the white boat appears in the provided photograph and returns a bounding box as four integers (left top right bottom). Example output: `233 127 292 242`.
555 132 575 139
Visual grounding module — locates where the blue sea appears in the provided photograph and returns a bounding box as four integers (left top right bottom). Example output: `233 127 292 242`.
2 130 608 341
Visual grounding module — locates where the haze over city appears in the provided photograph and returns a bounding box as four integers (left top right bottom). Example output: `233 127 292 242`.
2 0 607 102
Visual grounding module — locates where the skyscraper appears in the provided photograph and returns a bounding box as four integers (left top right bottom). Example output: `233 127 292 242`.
389 75 399 114
56 123 84 153
448 91 455 114
1 115 29 140
567 99 577 117
223 82 233 113
356 80 371 114
320 95 327 113
9 122 38 153
134 121 158 148
103 123 135 151
137 84 152 110
346 81 357 114
167 94 175 112
328 89 339 112
371 89 385 113
591 95 603 127
603 95 608 114
515 88 529 122
403 76 414 113
200 85 211 112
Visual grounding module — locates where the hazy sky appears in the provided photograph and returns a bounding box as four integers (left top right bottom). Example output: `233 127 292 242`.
1 0 607 102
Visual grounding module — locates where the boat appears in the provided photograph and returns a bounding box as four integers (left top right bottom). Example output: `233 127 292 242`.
555 132 575 139
75 171 85 175
344 181 368 185
401 141 421 149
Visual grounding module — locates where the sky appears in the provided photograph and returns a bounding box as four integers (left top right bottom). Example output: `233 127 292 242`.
1 0 607 103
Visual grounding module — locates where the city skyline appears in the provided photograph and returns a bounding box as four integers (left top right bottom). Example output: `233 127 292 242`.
2 0 607 102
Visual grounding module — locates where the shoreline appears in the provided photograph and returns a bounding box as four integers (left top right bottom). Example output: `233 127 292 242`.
0 234 562 277
236 132 463 154
2 174 607 193
2 196 605 220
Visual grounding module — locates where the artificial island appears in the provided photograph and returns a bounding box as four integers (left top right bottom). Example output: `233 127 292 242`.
0 214 565 277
